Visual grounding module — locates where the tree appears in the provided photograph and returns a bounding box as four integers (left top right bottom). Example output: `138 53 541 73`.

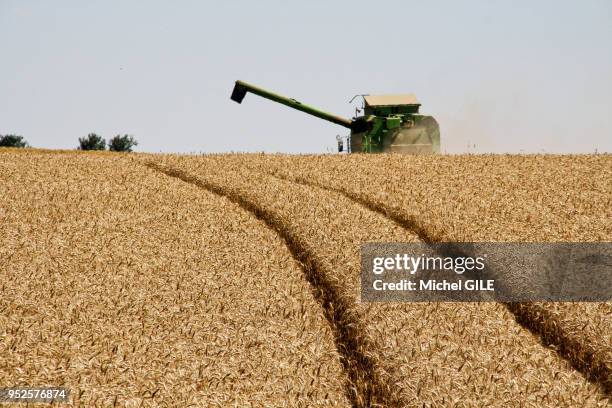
78 133 106 150
0 134 29 148
108 134 138 152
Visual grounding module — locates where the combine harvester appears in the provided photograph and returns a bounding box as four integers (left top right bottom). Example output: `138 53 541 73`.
231 80 440 153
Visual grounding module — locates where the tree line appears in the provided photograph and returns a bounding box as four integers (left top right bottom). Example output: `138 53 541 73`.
0 134 138 152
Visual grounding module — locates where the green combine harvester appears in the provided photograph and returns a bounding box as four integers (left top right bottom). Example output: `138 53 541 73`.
231 80 440 153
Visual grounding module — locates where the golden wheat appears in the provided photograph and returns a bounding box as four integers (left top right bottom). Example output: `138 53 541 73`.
0 151 349 407
227 152 612 396
150 153 610 407
2 149 610 407
260 156 611 366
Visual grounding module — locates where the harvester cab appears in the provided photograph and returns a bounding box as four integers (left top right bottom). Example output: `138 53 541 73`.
230 80 440 154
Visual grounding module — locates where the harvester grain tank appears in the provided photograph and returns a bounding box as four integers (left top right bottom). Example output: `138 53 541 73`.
230 80 440 153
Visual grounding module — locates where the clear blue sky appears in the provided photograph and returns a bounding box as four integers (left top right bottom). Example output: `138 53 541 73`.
2 0 611 153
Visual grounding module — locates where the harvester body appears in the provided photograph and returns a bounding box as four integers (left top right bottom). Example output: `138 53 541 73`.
231 80 440 153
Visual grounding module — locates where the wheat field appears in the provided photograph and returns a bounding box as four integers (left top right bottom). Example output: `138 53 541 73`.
0 151 348 407
0 149 610 407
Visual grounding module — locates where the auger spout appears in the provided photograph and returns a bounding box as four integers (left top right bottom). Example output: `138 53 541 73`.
231 80 354 129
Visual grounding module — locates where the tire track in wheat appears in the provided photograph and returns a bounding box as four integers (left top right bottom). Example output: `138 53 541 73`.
268 171 612 397
145 162 401 408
